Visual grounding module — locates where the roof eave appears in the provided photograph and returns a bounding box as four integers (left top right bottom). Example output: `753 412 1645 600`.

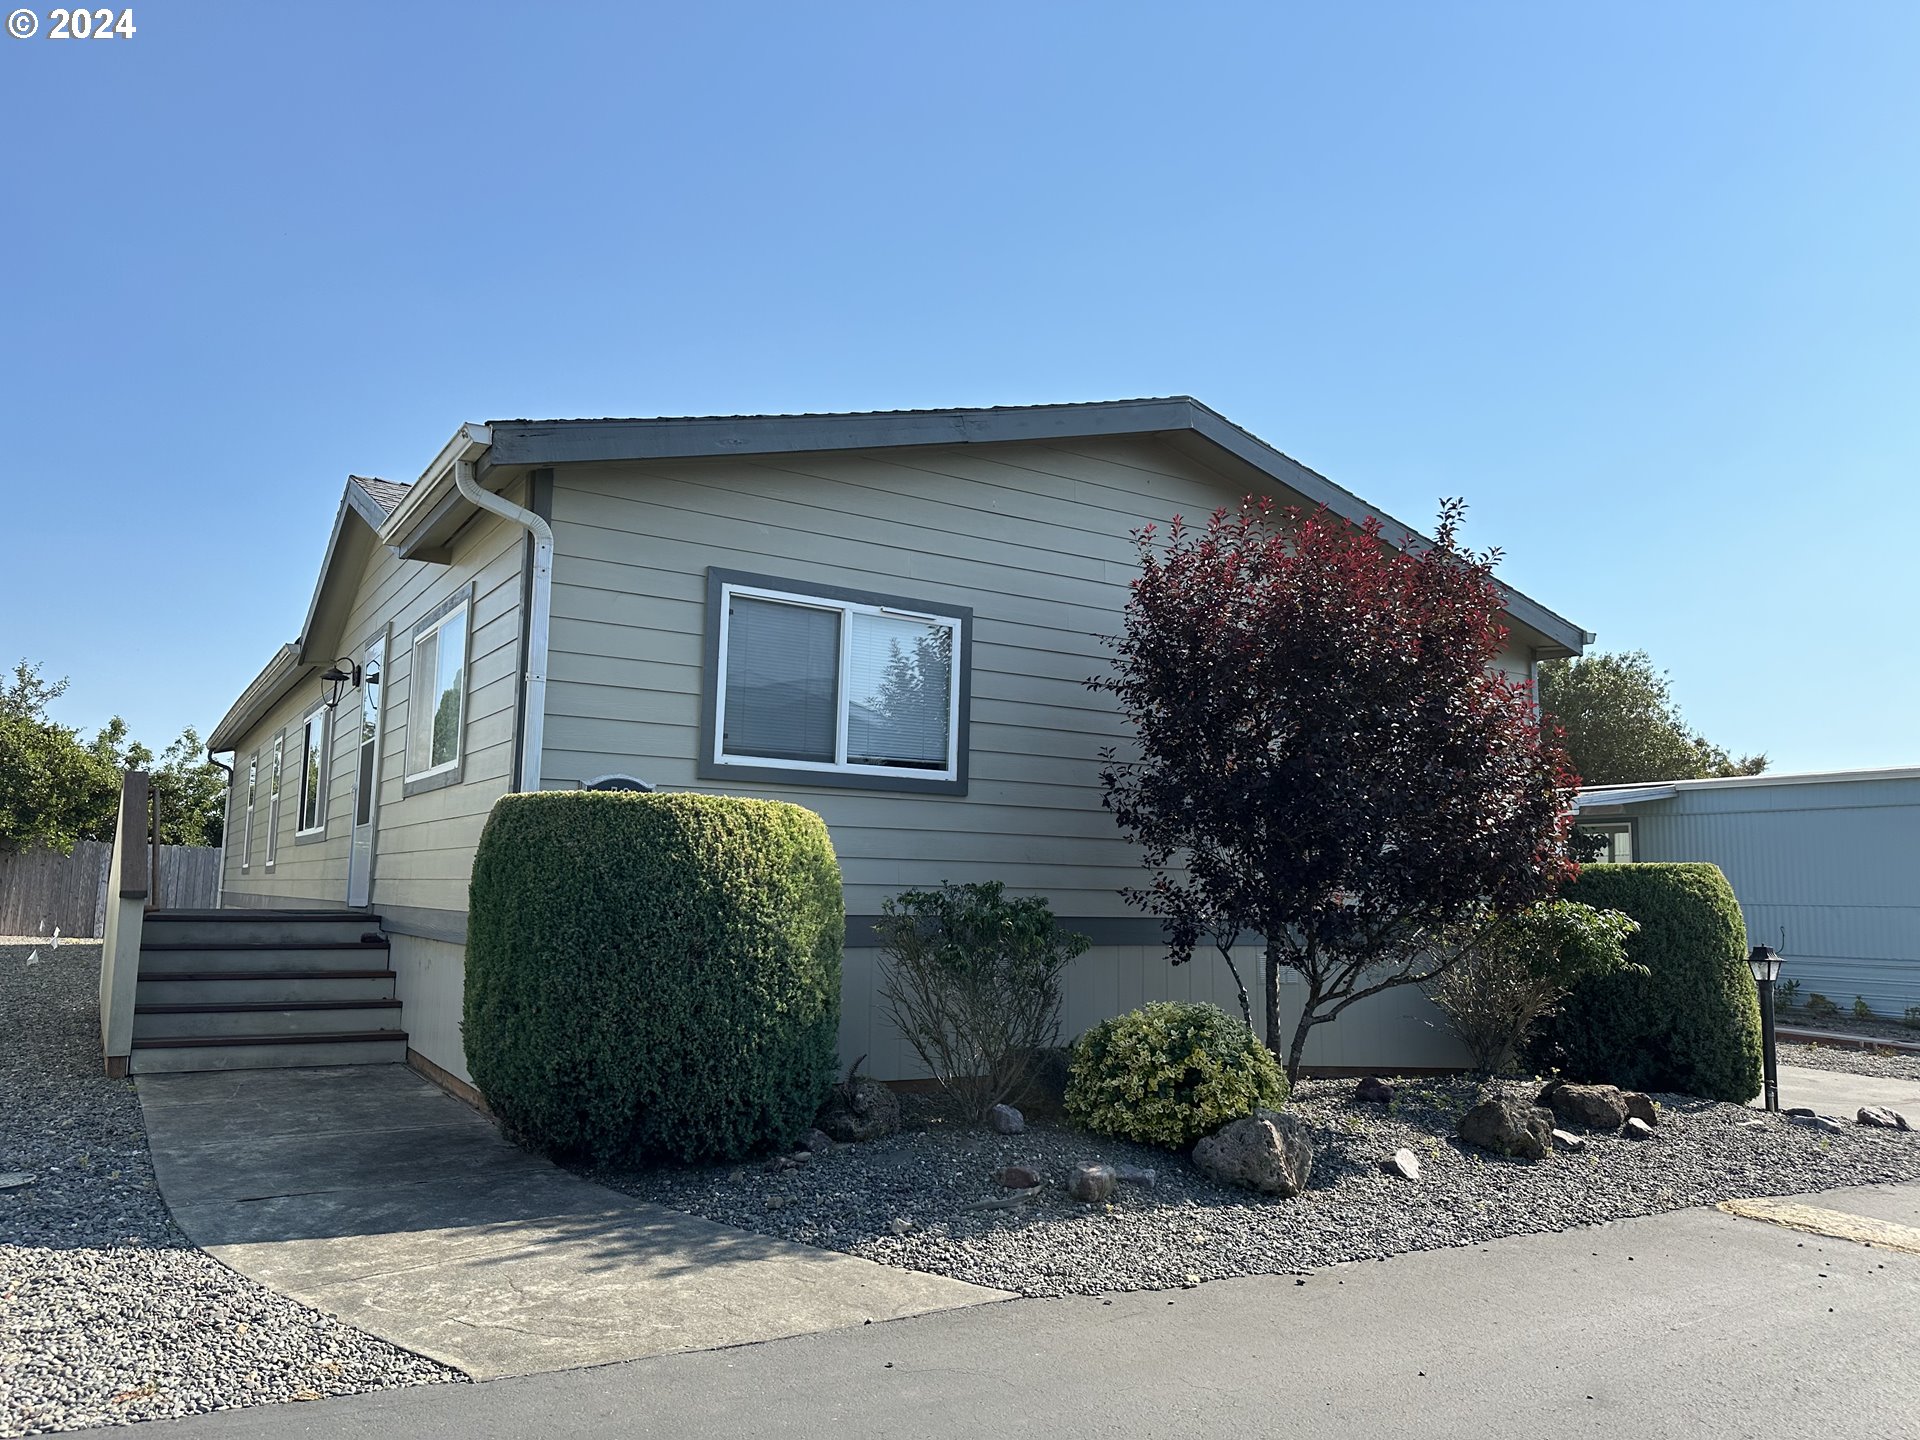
207 643 305 753
482 399 1591 656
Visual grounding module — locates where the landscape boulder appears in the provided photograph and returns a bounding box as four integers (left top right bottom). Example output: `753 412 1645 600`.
1456 1096 1554 1160
989 1103 1026 1135
1622 1117 1655 1140
1550 1128 1587 1153
1548 1083 1629 1131
798 1128 838 1154
995 1164 1042 1189
1192 1110 1315 1197
1381 1148 1421 1181
815 1065 902 1143
1067 1162 1117 1203
1857 1106 1911 1131
1622 1092 1658 1127
1114 1164 1158 1189
1354 1076 1395 1105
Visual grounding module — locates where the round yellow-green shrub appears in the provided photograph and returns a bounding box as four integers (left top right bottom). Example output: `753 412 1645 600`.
1065 1001 1288 1149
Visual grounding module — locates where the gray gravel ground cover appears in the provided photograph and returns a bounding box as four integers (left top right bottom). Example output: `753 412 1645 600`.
0 939 458 1437
1779 1040 1920 1083
599 1076 1920 1299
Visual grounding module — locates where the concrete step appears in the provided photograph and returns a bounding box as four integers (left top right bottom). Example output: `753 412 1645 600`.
141 911 381 946
128 1031 409 1074
138 941 390 976
136 971 397 1005
133 1000 404 1040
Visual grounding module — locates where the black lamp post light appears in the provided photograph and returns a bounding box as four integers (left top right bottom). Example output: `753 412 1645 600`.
1748 944 1783 1112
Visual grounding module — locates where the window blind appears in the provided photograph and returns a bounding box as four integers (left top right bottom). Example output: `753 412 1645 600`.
723 596 839 763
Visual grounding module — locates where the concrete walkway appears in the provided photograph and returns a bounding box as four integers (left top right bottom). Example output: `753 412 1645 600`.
1772 1062 1920 1118
136 1066 1008 1380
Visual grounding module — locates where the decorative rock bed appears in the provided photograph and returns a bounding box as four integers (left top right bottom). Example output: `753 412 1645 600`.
598 1073 1920 1300
0 941 457 1438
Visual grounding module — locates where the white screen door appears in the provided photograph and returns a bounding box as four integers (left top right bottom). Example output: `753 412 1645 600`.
346 633 387 907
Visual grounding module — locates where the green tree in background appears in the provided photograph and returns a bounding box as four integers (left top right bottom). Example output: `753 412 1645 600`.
149 729 228 847
1540 651 1766 787
0 662 119 854
0 660 227 852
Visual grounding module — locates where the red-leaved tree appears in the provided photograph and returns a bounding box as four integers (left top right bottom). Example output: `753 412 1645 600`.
1092 498 1579 1082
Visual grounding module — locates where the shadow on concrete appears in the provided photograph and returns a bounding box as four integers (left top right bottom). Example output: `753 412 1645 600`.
137 1065 1009 1379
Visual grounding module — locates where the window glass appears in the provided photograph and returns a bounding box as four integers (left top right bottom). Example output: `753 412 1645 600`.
429 608 466 771
714 582 963 781
298 710 326 832
723 595 839 763
356 638 384 825
846 611 951 769
266 733 283 864
242 754 257 868
406 604 467 781
1579 821 1633 863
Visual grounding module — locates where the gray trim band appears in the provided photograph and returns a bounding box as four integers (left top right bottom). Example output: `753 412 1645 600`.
849 914 1211 948
697 566 973 798
210 894 1189 951
379 904 468 945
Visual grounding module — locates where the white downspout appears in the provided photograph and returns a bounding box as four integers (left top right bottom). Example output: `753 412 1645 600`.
450 427 552 792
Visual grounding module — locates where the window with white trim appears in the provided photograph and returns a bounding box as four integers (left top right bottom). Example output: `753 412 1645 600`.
265 731 284 867
240 753 257 872
297 707 329 835
1577 820 1634 864
707 573 967 790
405 595 469 787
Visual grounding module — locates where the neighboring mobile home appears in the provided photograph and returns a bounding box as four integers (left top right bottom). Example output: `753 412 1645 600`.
1575 769 1920 1020
202 399 1592 1092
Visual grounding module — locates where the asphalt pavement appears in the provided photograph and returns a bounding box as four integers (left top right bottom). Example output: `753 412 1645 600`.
133 1178 1920 1440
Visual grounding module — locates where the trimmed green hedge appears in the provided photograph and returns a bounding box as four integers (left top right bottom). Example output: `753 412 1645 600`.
1065 1001 1288 1149
1529 863 1761 1102
464 791 844 1164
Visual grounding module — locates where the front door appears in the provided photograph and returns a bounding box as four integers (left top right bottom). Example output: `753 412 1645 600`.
346 632 386 907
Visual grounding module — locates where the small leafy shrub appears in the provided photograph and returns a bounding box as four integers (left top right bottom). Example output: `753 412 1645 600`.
1854 995 1874 1020
1905 1005 1920 1031
1529 864 1761 1103
464 791 843 1164
1426 900 1643 1075
1776 977 1801 1008
875 882 1089 1121
1066 1001 1287 1149
1806 992 1839 1019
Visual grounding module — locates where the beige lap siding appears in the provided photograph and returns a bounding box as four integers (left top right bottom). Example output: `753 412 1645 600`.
388 933 472 1083
843 944 1470 1082
540 436 1540 915
218 496 529 920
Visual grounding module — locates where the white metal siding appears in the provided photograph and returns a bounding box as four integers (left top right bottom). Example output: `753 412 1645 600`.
1623 777 1920 1019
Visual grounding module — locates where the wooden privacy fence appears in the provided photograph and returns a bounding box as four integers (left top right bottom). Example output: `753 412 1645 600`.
0 841 221 938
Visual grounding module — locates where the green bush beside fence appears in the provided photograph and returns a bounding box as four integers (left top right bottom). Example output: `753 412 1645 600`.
1530 862 1761 1102
464 790 844 1164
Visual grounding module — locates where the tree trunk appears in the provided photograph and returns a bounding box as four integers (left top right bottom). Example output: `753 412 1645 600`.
1263 940 1282 1057
1218 943 1253 1032
1285 1007 1314 1087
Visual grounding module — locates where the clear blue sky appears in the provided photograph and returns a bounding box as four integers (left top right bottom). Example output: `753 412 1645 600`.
4 2 1914 774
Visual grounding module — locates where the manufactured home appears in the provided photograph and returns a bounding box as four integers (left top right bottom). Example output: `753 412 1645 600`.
1576 768 1920 1019
167 399 1592 1094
